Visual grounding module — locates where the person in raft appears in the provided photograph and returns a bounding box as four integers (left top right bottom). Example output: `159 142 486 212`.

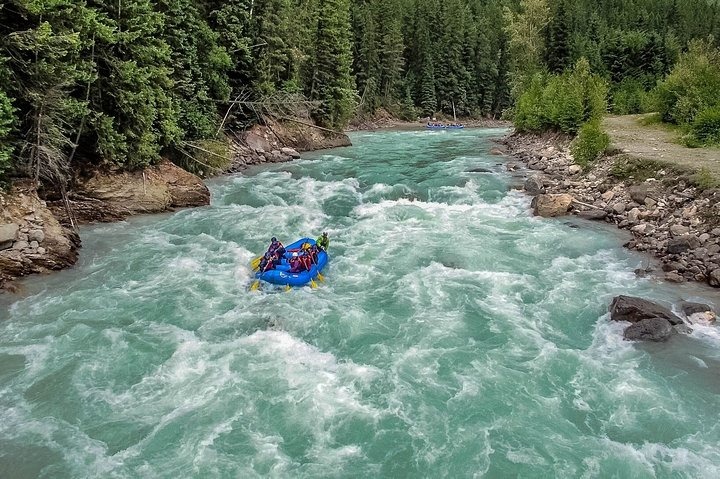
316 232 330 251
267 237 284 256
288 253 306 273
258 252 276 273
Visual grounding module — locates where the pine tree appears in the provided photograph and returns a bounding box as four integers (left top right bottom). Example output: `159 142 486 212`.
204 0 255 93
88 0 181 169
376 0 404 104
254 0 292 93
311 0 356 128
352 1 380 112
0 0 96 184
158 0 231 140
0 57 14 183
545 0 573 73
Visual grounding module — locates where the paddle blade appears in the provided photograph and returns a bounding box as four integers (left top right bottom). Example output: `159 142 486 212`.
285 285 291 292
250 280 260 291
316 272 325 283
250 256 262 269
310 279 317 289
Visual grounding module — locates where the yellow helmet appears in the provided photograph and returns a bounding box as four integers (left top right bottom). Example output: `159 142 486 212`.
303 243 310 250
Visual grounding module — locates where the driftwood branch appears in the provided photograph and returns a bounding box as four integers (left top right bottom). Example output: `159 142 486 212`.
572 198 605 210
182 142 233 165
278 116 343 135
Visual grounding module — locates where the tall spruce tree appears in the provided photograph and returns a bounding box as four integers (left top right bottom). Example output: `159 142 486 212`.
0 56 14 182
311 0 356 128
88 0 181 169
158 0 230 140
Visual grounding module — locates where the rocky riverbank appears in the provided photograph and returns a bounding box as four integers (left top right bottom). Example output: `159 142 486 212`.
223 118 351 174
501 132 720 288
1 180 80 291
1 119 352 290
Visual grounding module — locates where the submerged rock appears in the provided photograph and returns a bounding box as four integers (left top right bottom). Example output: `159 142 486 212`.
623 317 674 342
577 209 608 221
609 295 683 325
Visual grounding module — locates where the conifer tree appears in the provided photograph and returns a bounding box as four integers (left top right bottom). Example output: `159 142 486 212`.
204 0 255 93
89 0 181 168
0 57 14 182
311 0 356 128
158 0 231 140
545 0 573 73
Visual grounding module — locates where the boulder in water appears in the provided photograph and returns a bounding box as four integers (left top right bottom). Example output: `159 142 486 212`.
609 295 683 325
680 301 715 316
531 194 573 217
624 317 674 342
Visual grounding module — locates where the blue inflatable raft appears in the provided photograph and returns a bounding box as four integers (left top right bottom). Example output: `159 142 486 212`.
426 124 465 129
254 238 329 287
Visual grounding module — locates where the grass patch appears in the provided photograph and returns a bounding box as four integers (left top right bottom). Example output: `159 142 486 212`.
610 155 720 191
609 155 688 183
690 167 720 190
638 112 664 126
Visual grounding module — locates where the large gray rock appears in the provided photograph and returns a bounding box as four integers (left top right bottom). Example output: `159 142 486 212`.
28 229 45 243
609 295 683 325
280 147 301 159
624 317 674 342
524 175 544 196
669 224 689 236
667 235 701 254
709 268 720 287
0 223 18 250
628 183 660 204
680 301 715 316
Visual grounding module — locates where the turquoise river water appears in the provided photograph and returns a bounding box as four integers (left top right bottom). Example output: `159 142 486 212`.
1 129 720 478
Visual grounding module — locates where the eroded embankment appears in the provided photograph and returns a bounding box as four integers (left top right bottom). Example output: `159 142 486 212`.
1 120 351 290
501 132 720 288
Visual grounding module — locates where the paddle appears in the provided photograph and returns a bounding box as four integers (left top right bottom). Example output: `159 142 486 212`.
250 255 262 271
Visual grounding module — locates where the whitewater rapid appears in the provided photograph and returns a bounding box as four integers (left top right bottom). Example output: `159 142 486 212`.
1 129 719 478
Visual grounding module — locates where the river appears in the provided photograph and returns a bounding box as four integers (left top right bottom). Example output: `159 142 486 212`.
1 129 719 478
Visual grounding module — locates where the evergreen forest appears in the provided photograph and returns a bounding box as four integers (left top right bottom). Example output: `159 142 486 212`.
1 0 720 186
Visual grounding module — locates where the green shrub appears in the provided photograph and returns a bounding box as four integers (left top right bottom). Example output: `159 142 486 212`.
571 120 610 167
611 79 647 115
654 39 720 125
691 107 720 146
513 58 608 134
691 167 720 190
513 73 546 132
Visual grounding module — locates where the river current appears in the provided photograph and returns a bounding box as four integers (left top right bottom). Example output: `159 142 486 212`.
1 129 720 478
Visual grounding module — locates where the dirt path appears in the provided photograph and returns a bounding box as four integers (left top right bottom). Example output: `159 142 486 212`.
603 114 720 177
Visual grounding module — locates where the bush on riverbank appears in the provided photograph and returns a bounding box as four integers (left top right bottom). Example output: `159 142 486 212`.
514 59 608 135
571 120 610 167
690 107 720 146
653 39 720 146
